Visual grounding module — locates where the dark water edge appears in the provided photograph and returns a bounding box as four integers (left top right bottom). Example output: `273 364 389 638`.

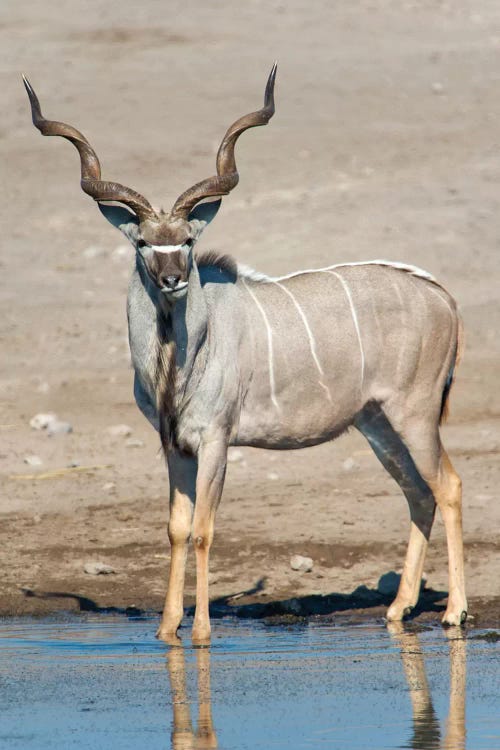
0 615 498 750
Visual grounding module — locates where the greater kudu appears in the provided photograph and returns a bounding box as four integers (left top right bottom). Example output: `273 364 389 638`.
24 66 467 642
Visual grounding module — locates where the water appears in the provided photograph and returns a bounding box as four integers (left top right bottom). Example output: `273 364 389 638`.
0 616 498 749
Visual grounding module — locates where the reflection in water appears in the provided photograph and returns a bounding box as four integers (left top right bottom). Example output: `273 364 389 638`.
388 623 466 750
165 625 467 750
167 642 217 750
2 619 496 749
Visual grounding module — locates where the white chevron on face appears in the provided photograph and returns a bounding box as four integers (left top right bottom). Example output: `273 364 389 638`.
150 244 186 254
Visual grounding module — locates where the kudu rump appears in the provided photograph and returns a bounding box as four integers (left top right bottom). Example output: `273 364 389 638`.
24 66 467 641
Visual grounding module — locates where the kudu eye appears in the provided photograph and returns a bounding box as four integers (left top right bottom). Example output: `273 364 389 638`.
137 239 148 249
185 238 194 249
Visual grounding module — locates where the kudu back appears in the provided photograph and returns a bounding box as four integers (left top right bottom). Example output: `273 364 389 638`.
24 66 467 642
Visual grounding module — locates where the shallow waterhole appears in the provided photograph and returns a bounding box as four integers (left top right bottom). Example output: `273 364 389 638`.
0 616 498 749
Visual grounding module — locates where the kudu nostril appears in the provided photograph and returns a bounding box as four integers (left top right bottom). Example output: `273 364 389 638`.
163 274 181 289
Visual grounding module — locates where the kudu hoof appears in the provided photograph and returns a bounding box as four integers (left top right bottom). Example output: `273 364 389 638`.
442 609 468 628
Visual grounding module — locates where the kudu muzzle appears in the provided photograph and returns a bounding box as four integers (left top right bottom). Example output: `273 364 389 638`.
144 246 191 296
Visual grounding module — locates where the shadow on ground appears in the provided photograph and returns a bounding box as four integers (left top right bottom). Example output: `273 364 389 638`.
21 588 145 617
21 579 448 623
201 577 448 621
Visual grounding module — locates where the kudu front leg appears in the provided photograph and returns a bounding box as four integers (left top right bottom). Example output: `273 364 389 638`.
158 451 197 642
192 438 228 644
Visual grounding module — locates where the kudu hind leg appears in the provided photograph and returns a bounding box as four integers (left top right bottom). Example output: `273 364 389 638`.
372 406 467 626
427 449 467 626
392 416 467 624
158 451 197 641
356 404 436 620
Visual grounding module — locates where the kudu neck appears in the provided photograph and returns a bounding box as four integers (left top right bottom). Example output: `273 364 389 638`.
170 262 208 371
136 256 208 373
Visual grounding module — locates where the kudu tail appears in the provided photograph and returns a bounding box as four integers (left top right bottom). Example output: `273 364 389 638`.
440 314 464 425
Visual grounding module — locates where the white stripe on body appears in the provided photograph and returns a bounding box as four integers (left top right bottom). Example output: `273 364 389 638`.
274 281 333 403
392 277 405 310
327 271 365 390
423 283 456 364
242 279 280 411
426 283 455 316
391 278 408 381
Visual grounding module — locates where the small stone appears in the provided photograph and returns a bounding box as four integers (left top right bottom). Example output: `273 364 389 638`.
102 482 116 492
125 438 144 448
267 471 280 481
23 455 43 467
106 424 133 437
112 245 130 261
36 382 50 394
47 420 73 436
33 514 42 524
227 448 244 463
30 412 72 435
342 457 358 472
431 81 445 95
84 561 115 576
83 245 104 259
29 413 57 431
67 460 80 468
290 555 314 573
118 513 133 522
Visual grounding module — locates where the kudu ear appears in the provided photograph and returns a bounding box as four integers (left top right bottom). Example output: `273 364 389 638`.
98 203 140 244
188 199 222 237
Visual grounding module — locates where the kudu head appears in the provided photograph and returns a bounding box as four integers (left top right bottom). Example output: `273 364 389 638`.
23 66 277 301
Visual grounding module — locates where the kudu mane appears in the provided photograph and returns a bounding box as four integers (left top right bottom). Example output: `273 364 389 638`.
196 251 238 283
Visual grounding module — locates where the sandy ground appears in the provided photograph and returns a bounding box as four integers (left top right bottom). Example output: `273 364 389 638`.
1 1 499 628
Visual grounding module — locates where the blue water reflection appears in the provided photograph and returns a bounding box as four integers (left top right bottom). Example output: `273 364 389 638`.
0 617 498 749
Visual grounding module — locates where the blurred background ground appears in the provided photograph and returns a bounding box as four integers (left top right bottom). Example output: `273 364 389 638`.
0 0 499 624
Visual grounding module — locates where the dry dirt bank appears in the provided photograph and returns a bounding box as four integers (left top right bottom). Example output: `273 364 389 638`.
1 0 499 628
